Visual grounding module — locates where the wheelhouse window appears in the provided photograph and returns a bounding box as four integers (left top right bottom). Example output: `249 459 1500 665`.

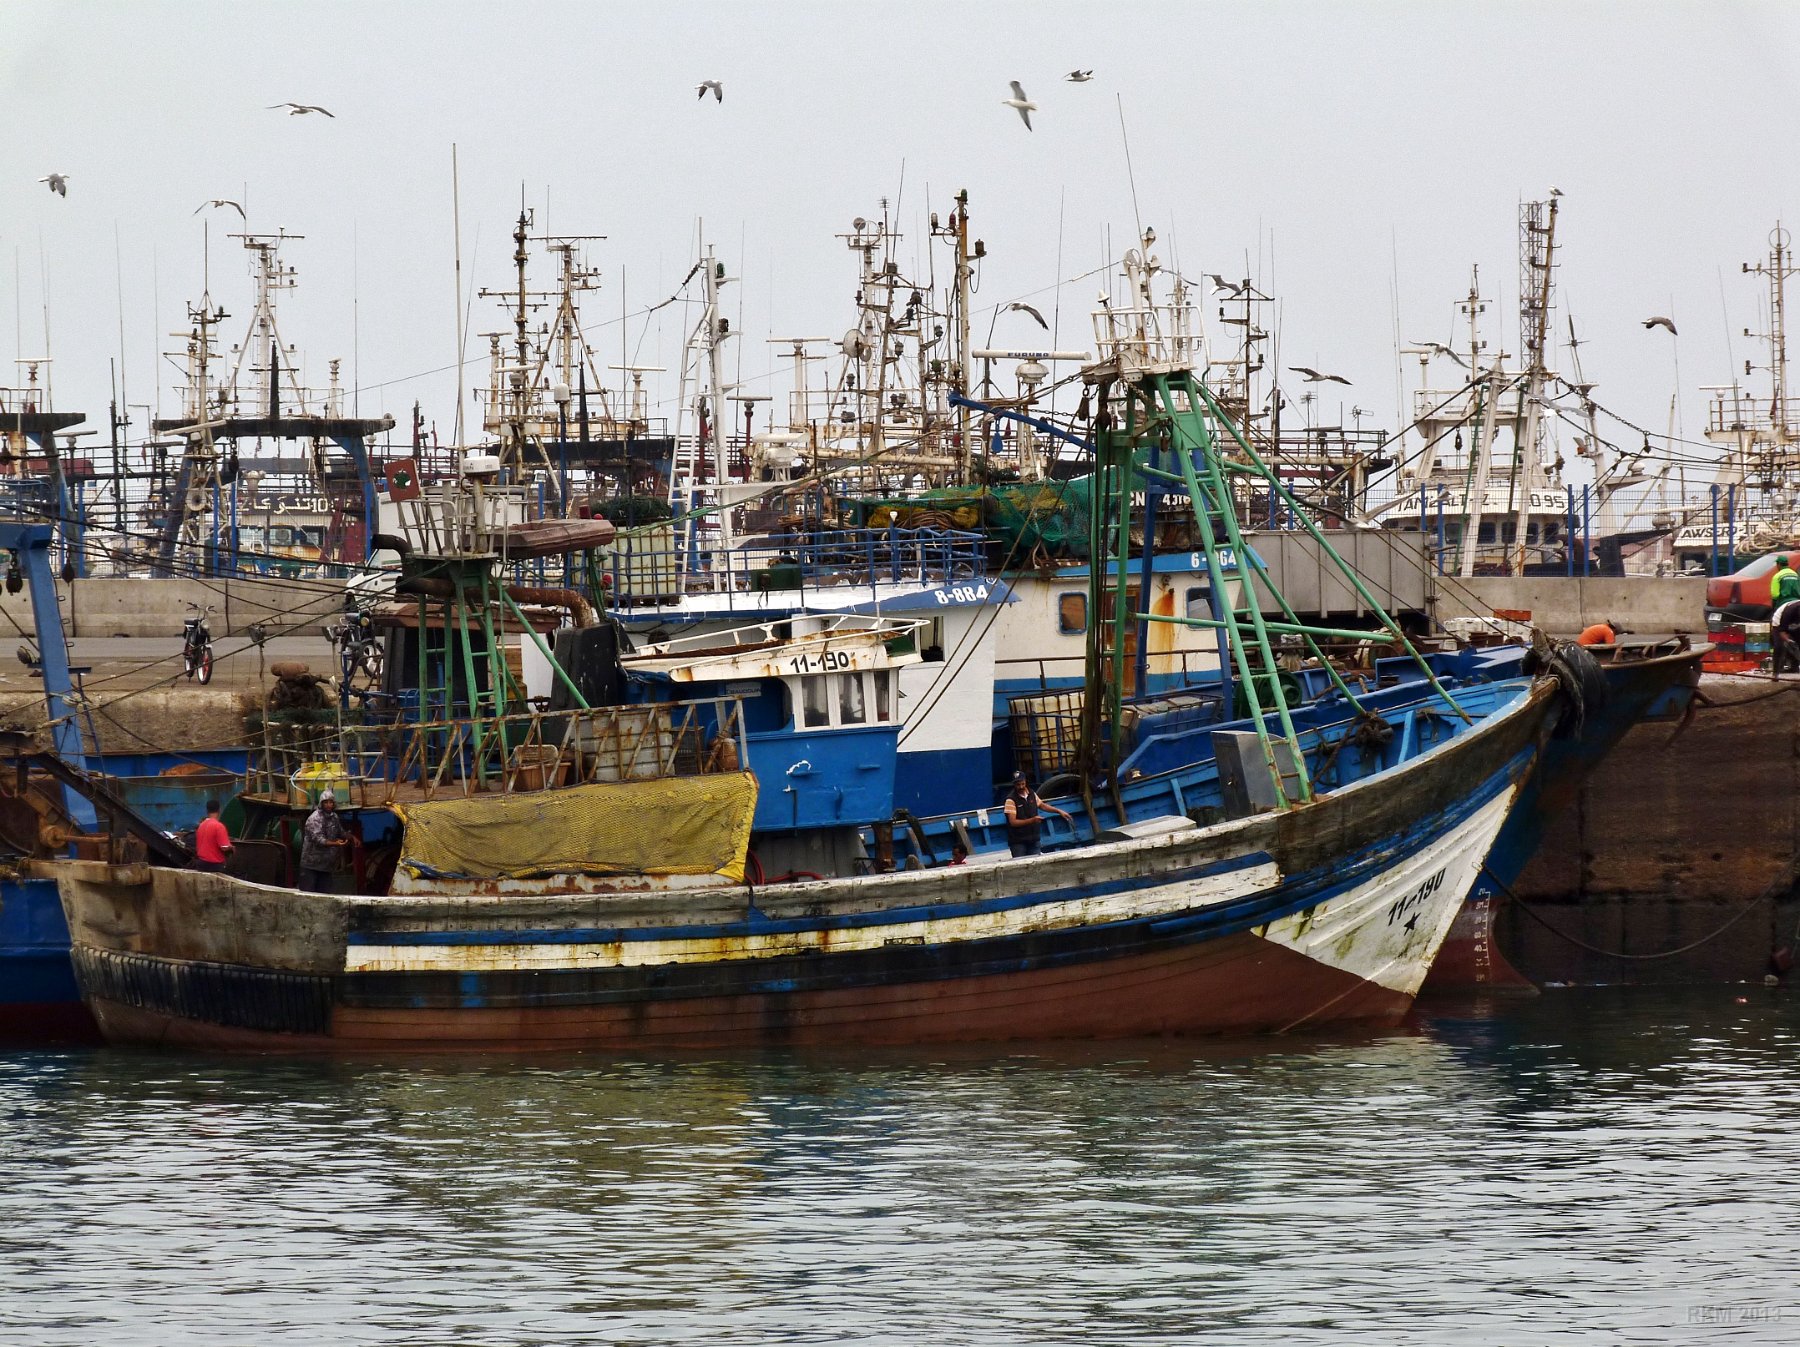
838 672 866 724
802 676 830 728
1058 592 1087 633
873 670 892 722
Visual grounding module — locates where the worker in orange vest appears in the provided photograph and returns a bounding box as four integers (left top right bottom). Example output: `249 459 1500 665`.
1576 620 1618 647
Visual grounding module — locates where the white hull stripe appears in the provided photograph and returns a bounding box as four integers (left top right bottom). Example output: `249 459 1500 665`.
344 862 1283 973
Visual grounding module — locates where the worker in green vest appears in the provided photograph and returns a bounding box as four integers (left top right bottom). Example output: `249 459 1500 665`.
1773 556 1800 609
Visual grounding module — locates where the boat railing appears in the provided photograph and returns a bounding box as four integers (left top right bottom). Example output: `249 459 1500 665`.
628 613 928 664
0 479 54 521
1089 293 1203 377
244 696 748 808
1702 385 1794 441
994 646 1224 689
602 524 986 607
0 386 54 418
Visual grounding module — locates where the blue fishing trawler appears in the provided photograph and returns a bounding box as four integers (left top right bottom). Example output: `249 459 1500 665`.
53 245 1574 1051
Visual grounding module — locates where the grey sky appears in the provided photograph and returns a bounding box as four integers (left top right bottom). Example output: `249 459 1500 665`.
5 1 1798 481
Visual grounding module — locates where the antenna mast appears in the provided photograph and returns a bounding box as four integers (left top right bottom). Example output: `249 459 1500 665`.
1510 193 1559 574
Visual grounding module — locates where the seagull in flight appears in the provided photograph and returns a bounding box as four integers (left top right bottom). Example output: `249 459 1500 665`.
1209 273 1248 297
1408 339 1468 368
696 79 723 102
269 102 334 117
1290 365 1352 386
38 173 68 197
1002 81 1036 130
1643 315 1678 335
1065 70 1093 82
194 198 246 220
1004 301 1048 329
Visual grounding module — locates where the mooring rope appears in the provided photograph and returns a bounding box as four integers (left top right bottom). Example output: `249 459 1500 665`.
1480 862 1792 963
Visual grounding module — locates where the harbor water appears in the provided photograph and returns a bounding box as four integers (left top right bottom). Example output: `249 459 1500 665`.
2 987 1795 1345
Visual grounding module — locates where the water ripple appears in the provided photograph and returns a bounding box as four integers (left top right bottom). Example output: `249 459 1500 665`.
2 987 1796 1344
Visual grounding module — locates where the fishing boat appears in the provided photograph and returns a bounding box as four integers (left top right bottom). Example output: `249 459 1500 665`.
54 239 1572 1051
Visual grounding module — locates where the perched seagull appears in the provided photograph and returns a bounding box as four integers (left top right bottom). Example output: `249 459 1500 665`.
1004 301 1048 329
1065 70 1094 82
39 173 68 197
1549 186 1564 198
194 198 246 220
1408 339 1468 368
1290 365 1352 386
268 102 334 117
1643 315 1678 335
696 80 723 102
1002 80 1036 130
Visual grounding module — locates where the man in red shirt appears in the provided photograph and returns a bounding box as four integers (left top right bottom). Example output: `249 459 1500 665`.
194 799 233 873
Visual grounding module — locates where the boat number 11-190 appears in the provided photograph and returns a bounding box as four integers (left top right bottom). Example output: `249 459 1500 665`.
1386 867 1447 927
787 649 856 674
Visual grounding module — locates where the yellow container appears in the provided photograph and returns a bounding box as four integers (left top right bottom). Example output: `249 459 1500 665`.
291 761 352 806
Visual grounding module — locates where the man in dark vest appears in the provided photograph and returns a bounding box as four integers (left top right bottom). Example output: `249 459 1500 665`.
1003 772 1073 858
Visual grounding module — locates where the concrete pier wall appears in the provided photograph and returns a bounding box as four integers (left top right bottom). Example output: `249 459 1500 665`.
1434 576 1708 635
0 687 248 752
19 570 1703 639
0 575 345 639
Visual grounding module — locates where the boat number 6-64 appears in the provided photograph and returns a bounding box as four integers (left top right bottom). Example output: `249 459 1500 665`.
933 584 989 605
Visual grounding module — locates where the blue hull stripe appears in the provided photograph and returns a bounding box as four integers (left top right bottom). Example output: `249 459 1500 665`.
353 849 1276 946
348 744 1526 961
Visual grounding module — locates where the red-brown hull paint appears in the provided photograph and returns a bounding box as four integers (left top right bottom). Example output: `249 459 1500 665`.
0 1002 101 1046
87 930 1415 1053
1419 895 1534 991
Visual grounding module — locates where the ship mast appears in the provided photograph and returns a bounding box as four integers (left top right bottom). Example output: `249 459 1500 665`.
1509 193 1559 574
933 190 976 481
667 234 736 577
1701 224 1799 542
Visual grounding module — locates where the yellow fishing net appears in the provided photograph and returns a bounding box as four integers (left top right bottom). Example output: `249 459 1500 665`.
394 773 759 882
865 501 985 531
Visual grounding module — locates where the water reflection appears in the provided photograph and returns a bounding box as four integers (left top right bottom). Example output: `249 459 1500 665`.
2 988 1794 1344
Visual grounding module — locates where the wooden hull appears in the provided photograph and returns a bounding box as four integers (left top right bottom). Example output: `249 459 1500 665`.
84 930 1414 1051
59 682 1560 1053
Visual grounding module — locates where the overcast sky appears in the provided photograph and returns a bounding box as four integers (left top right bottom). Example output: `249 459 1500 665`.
5 1 1799 486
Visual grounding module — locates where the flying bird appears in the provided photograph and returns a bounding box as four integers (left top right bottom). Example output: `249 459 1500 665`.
1290 366 1352 385
696 79 723 102
1004 301 1048 329
1066 70 1094 82
194 198 246 220
1209 273 1248 297
1002 81 1036 130
268 102 334 117
38 173 68 197
1408 339 1468 368
1643 316 1678 335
